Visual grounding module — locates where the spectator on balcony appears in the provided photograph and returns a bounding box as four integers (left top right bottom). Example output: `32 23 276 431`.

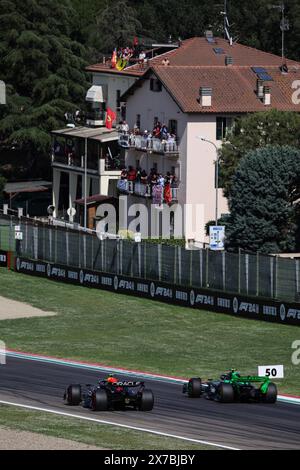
164 173 172 205
161 123 169 140
127 166 137 181
140 170 148 184
120 120 129 134
120 168 128 180
171 174 178 187
153 122 161 138
158 173 165 187
139 50 146 68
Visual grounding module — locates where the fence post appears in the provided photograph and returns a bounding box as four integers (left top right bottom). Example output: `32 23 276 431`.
138 242 141 278
275 256 278 299
83 234 87 269
158 244 162 281
144 242 147 279
222 251 226 291
49 226 52 262
55 226 57 263
189 249 193 287
296 259 300 296
91 234 94 270
200 249 203 287
238 248 241 294
178 246 182 285
206 248 209 288
173 245 177 285
66 228 69 267
270 256 274 299
245 254 249 295
256 251 260 296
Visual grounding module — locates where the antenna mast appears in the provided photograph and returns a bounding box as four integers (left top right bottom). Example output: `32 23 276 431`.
221 0 233 45
271 2 289 68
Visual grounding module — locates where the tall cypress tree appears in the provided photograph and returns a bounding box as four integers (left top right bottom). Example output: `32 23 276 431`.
0 0 89 179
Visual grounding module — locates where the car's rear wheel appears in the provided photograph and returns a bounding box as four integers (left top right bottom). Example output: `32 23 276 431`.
217 382 234 403
187 378 202 398
139 389 154 411
91 389 108 411
65 384 81 405
262 383 277 404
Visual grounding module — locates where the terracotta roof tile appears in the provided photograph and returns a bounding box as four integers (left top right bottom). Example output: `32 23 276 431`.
88 37 300 113
153 65 300 113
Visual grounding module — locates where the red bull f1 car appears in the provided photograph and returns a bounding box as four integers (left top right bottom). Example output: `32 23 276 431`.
183 370 277 403
64 375 154 411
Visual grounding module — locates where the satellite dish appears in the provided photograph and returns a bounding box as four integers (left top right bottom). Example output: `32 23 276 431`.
47 205 55 215
67 207 76 217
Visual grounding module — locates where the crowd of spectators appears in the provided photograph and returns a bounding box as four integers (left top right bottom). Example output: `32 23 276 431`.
118 166 178 204
118 120 178 152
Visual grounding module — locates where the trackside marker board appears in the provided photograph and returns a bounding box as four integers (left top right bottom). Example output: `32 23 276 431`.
258 365 284 379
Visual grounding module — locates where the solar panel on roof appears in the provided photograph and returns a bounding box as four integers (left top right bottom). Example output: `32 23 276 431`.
213 48 225 54
252 67 267 74
251 67 273 81
257 72 273 81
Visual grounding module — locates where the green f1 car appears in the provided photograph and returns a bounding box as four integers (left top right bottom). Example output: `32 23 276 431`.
183 370 277 403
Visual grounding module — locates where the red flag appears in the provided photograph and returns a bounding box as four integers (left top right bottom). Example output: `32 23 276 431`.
105 107 116 129
111 48 117 69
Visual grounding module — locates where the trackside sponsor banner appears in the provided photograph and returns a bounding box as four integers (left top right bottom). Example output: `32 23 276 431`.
15 257 300 326
0 250 8 267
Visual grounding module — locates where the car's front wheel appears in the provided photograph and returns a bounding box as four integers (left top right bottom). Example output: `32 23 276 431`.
91 389 108 411
187 378 202 398
65 384 81 405
139 389 154 411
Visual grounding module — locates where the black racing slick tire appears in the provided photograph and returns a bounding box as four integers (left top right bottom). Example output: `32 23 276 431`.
139 389 154 411
262 383 277 404
217 382 234 403
91 389 108 411
187 378 202 398
65 384 81 405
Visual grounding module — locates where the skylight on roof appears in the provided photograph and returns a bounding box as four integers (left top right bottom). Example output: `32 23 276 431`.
213 48 225 54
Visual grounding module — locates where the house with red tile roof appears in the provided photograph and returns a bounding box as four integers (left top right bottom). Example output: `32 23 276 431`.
52 35 300 239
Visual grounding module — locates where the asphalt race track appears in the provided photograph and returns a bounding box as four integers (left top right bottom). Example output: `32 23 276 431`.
0 356 299 450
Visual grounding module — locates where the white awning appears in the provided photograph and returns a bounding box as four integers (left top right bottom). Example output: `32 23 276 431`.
86 85 106 103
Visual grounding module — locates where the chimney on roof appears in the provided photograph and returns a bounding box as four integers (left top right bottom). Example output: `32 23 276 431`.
225 56 233 66
263 86 271 106
199 87 212 107
256 79 264 99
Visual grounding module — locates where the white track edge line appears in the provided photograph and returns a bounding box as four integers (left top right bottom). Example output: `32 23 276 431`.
0 399 240 451
6 351 300 405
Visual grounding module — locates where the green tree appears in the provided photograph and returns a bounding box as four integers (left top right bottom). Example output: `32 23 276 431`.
94 0 142 53
219 110 300 198
226 146 300 254
0 0 89 179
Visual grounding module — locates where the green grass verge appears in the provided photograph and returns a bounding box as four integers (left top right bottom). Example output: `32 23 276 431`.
0 404 213 450
0 268 299 395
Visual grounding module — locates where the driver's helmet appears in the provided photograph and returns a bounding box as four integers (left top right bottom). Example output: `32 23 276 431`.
106 374 118 384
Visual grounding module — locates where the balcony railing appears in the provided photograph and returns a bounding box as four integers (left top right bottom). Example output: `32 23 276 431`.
118 134 179 155
52 153 98 172
117 180 178 203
